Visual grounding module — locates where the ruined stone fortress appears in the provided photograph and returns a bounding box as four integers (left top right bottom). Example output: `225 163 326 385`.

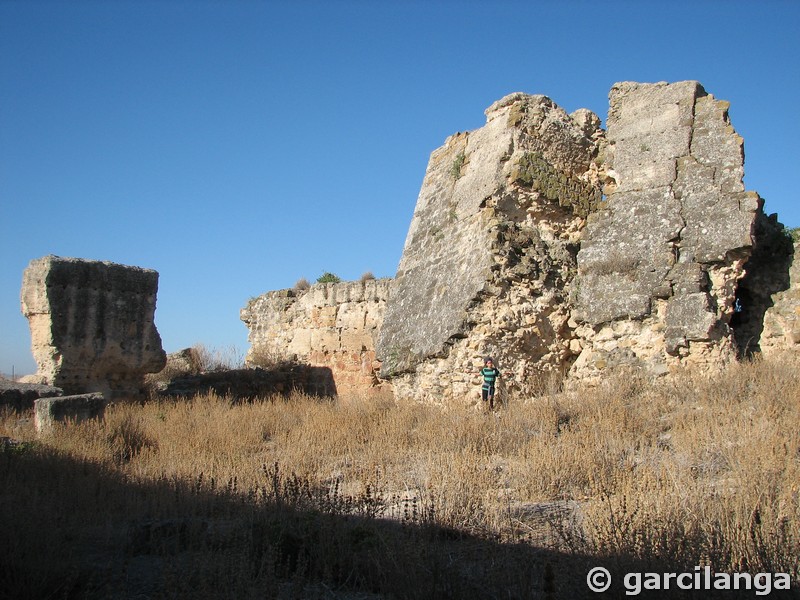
19 81 800 405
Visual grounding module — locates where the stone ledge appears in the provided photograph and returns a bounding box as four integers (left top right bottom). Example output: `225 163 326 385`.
0 380 63 411
34 393 107 433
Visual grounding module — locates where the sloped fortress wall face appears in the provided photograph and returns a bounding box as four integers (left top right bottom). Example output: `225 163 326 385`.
241 279 391 396
20 255 166 398
375 93 604 403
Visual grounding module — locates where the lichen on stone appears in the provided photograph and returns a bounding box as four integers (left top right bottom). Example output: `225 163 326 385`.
511 152 602 217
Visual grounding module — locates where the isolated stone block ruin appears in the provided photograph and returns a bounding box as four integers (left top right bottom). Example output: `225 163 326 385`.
243 81 797 403
21 256 166 399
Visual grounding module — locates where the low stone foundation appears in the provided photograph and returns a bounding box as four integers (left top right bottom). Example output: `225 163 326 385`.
0 380 63 411
34 393 108 434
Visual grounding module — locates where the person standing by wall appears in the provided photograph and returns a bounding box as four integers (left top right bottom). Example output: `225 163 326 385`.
467 357 503 410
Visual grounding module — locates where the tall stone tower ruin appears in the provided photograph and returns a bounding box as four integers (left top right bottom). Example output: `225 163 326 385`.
376 92 605 402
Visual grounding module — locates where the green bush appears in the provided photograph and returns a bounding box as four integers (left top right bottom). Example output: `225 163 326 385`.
316 272 341 284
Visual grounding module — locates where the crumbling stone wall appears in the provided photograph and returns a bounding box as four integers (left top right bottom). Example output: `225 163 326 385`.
241 279 390 396
21 256 166 399
376 93 604 403
571 81 765 377
244 81 797 403
758 236 800 354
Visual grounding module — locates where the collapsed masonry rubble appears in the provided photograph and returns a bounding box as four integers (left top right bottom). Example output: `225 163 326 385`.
147 348 345 400
244 81 796 402
21 256 166 400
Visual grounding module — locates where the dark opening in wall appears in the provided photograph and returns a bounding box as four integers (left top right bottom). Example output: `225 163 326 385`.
731 213 793 358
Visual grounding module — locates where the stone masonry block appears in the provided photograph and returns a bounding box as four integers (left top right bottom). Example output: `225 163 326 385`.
34 393 108 434
21 255 166 399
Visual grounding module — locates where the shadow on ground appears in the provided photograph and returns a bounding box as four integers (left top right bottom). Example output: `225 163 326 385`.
154 365 338 401
1 437 796 599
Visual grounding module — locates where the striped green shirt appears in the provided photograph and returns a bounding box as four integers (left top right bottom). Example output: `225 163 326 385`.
480 367 500 388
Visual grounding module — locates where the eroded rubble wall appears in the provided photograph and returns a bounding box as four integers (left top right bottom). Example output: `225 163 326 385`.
21 255 166 399
241 279 390 396
759 238 800 354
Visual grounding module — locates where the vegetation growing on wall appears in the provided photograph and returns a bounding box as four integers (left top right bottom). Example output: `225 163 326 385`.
511 152 602 217
316 272 341 284
450 151 466 180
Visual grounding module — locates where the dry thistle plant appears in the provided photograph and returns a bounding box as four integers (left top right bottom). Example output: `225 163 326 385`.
247 345 292 370
190 343 245 372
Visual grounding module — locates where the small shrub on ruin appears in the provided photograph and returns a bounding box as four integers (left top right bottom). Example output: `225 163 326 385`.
293 277 310 291
360 271 375 281
450 151 466 180
316 272 341 284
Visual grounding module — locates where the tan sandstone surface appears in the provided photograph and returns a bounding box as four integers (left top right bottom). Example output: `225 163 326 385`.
21 255 166 399
241 279 390 397
243 81 797 403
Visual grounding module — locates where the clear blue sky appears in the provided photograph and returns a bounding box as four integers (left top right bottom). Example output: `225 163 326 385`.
2 0 798 376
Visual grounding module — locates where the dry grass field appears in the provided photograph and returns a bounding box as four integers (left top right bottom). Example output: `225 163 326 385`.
1 353 798 599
